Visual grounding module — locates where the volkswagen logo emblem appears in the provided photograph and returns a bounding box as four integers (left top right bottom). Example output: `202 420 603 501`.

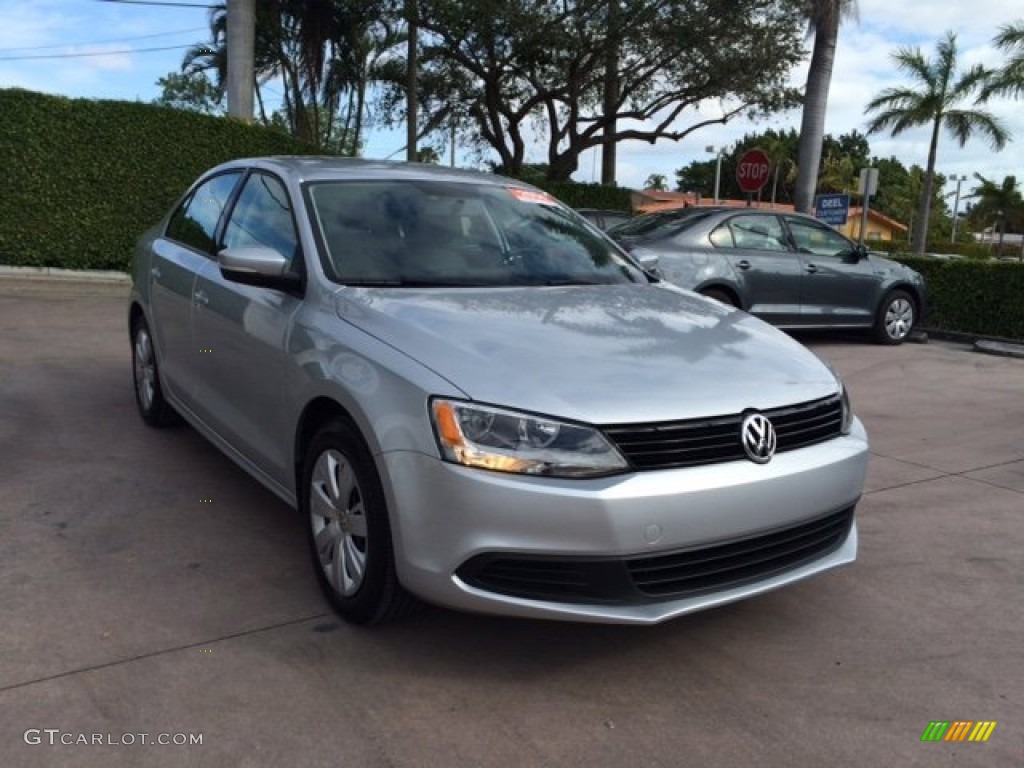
741 412 776 464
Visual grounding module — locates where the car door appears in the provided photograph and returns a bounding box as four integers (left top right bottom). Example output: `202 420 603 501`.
783 215 880 326
150 171 243 405
709 213 803 325
191 171 304 486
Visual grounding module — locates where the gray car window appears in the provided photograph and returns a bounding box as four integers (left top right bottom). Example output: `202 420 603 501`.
165 172 242 255
726 214 789 252
222 173 300 266
787 217 854 257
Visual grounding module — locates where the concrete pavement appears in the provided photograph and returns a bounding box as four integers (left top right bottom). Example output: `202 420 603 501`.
1 277 1021 767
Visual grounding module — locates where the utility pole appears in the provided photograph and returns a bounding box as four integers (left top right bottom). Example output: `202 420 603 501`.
950 174 968 243
406 0 418 162
226 0 255 122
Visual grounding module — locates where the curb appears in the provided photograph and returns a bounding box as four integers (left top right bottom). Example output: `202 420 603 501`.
0 265 130 284
973 340 1024 360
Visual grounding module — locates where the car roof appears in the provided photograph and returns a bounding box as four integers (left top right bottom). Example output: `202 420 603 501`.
207 155 534 188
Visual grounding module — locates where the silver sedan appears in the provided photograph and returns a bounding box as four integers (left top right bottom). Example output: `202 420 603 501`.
129 157 868 625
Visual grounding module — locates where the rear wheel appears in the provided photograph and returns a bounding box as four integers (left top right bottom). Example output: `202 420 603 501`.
302 420 415 625
131 317 179 427
873 290 915 345
700 287 738 308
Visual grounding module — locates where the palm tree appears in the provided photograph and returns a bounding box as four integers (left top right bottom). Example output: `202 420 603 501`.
966 174 1024 257
644 173 668 191
793 0 859 214
985 21 1024 99
864 31 1010 254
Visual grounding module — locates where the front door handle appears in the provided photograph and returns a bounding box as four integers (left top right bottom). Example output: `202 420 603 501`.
736 260 751 270
193 289 209 306
805 264 819 274
151 266 162 281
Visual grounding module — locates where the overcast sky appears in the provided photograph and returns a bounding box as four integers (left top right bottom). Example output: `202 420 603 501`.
1 0 1021 197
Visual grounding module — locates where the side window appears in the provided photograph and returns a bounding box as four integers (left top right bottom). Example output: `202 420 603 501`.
166 172 242 254
727 214 789 252
222 173 300 267
787 217 854 257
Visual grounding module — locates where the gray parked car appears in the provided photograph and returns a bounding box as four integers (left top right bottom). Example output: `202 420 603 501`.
129 157 868 625
608 207 926 344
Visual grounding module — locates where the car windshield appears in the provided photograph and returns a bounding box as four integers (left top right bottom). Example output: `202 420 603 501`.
607 208 713 239
306 180 646 287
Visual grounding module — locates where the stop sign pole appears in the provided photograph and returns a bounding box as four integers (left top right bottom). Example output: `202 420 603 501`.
736 148 771 206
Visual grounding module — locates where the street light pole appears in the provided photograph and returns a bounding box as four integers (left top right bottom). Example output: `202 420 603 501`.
950 174 968 243
706 146 723 205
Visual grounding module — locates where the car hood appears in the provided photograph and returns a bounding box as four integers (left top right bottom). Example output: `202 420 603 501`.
869 252 923 280
335 283 839 424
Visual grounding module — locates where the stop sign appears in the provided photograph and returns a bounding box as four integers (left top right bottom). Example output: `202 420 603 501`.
736 148 771 194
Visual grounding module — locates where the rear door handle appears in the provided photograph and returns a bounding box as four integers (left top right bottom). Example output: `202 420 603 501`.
736 260 751 270
805 264 819 274
193 289 209 306
151 266 162 281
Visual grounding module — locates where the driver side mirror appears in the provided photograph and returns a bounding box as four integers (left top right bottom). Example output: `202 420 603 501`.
841 244 868 263
218 246 304 293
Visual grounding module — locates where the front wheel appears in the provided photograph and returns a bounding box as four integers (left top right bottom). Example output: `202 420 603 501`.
873 290 915 345
131 317 179 427
302 421 415 625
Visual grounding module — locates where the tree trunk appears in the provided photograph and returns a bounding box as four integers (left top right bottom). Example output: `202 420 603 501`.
405 0 418 162
794 11 840 214
912 117 942 254
548 150 581 182
600 0 619 186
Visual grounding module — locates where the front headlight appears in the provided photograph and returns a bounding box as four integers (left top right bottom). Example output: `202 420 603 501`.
839 382 853 435
430 399 627 477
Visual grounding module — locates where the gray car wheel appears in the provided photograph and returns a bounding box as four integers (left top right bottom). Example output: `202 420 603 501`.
303 421 415 625
700 287 738 308
131 317 179 427
873 290 915 345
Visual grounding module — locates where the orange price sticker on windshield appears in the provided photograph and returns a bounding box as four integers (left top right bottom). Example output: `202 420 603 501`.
506 187 557 205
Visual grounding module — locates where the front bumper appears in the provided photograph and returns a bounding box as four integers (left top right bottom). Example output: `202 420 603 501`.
379 418 868 624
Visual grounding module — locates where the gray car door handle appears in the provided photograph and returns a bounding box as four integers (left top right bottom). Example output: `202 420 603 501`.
805 264 819 274
736 260 751 270
193 289 209 306
151 266 162 280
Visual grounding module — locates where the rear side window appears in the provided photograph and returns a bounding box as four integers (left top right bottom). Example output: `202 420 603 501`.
165 172 242 254
714 214 788 252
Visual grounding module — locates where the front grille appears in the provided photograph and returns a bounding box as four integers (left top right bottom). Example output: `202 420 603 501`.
602 394 843 470
626 506 854 597
457 506 855 604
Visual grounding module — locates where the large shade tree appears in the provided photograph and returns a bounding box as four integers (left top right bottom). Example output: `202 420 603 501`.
864 31 1010 253
792 0 858 214
400 0 805 181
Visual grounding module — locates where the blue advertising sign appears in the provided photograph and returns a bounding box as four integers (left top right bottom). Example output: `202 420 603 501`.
814 193 850 226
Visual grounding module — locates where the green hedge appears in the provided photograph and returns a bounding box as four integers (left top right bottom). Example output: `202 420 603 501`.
530 180 633 212
893 256 1024 339
0 88 320 272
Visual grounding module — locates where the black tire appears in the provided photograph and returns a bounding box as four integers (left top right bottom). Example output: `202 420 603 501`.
700 287 738 308
873 289 915 345
131 316 180 427
302 420 415 625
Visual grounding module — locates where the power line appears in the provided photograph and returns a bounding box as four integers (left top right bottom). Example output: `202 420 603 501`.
0 27 207 53
0 44 192 62
94 0 218 7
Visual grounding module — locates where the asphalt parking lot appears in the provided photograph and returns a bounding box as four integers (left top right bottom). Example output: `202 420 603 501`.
1 276 1021 767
